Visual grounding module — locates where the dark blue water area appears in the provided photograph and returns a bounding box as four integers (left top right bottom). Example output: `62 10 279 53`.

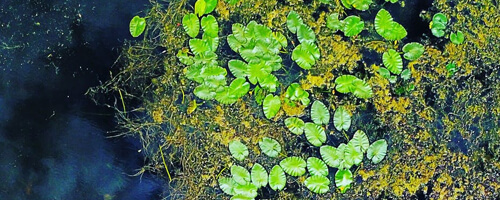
0 0 165 199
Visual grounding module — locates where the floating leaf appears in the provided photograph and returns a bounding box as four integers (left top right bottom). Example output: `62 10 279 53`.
311 101 330 125
307 157 329 177
305 175 330 194
287 11 304 34
227 34 243 52
231 194 253 200
280 156 306 176
351 130 369 153
320 145 343 168
342 16 364 37
285 83 310 106
201 15 218 38
189 39 210 55
269 165 286 191
352 0 372 11
219 177 238 195
327 13 342 32
182 13 200 38
228 60 248 78
383 49 403 74
273 32 288 48
129 16 146 37
231 165 251 185
263 94 281 119
450 30 465 44
177 49 194 65
259 74 279 93
204 0 218 14
234 183 258 198
285 117 305 135
228 77 250 98
194 0 207 17
446 63 458 77
352 79 373 99
229 140 249 161
333 106 351 131
344 141 363 166
297 24 316 44
259 137 281 158
251 163 268 188
430 13 447 38
292 44 315 70
367 139 388 164
402 42 424 61
401 69 411 81
215 86 238 104
375 9 407 41
432 13 448 24
304 123 326 147
336 143 352 170
335 169 353 193
378 67 391 79
335 75 357 94
194 84 216 100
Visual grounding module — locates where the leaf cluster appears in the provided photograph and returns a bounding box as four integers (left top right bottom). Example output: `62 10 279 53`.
287 11 321 70
334 75 373 99
430 13 447 38
326 14 365 37
375 9 407 41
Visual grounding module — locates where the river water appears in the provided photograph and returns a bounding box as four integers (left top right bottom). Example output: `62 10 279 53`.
0 0 164 199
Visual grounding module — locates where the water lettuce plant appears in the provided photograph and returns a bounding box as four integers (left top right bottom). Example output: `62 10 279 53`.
333 106 351 131
402 42 425 61
375 9 407 41
450 30 465 44
263 94 281 119
383 49 403 74
258 137 281 158
285 117 305 135
269 165 286 191
280 156 307 176
304 122 327 147
334 75 373 99
251 163 268 188
430 13 447 37
229 140 249 161
311 100 330 125
129 16 146 37
366 139 388 164
304 175 330 194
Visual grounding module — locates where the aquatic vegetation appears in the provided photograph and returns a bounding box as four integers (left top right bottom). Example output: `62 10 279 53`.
285 83 310 107
258 137 281 158
182 14 199 38
288 11 320 70
446 63 458 77
385 0 398 3
402 42 424 61
320 145 343 168
375 9 407 41
326 13 342 32
333 106 351 131
335 75 373 99
306 157 329 177
250 163 268 188
229 140 249 161
231 165 251 185
430 13 447 37
284 117 305 135
450 30 465 45
366 139 388 164
342 16 365 37
129 16 146 37
304 175 330 194
280 156 307 176
383 49 403 74
310 100 330 125
341 0 372 11
304 122 327 147
335 169 353 193
262 94 281 119
269 165 286 191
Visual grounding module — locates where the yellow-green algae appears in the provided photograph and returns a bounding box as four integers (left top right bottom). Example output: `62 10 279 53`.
88 0 500 199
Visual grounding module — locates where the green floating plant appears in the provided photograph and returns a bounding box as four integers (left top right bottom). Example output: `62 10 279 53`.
385 0 398 3
450 30 465 44
304 123 327 147
430 13 448 37
286 11 304 34
401 69 411 81
225 0 239 5
326 13 342 32
446 62 458 77
375 9 407 41
201 15 218 38
285 117 305 135
341 0 372 11
402 42 425 61
311 100 330 125
229 140 249 161
280 156 307 176
129 16 146 37
307 157 329 177
305 175 330 194
285 83 310 106
231 165 251 185
383 49 403 74
219 177 238 195
333 106 351 131
350 130 369 153
269 165 286 191
234 183 258 199
335 75 373 99
335 169 353 193
320 145 343 168
259 137 281 158
251 163 268 188
288 11 321 70
367 139 388 164
344 141 363 166
263 94 281 119
342 16 365 37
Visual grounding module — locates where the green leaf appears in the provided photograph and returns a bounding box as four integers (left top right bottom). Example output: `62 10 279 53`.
383 49 403 74
280 156 306 176
247 62 271 85
431 27 446 37
228 78 250 98
297 24 316 44
351 130 369 153
378 67 391 78
254 86 266 105
311 100 330 125
336 143 352 170
333 106 351 131
375 9 407 41
287 11 304 34
234 183 258 198
446 63 458 76
352 78 373 99
194 0 207 17
401 69 411 81
189 39 210 55
305 175 330 194
201 15 218 38
432 13 448 25
218 177 238 195
326 13 343 32
386 0 398 3
232 23 246 42
129 16 146 37
177 49 194 65
335 169 353 193
273 32 288 48
228 60 248 78
269 165 286 191
231 165 251 185
251 163 268 188
229 140 249 161
342 16 364 37
202 32 219 52
335 75 357 93
182 14 199 38
302 42 320 60
227 34 243 52
285 117 305 135
352 0 372 11
194 84 216 100
263 94 281 119
367 139 388 164
184 64 203 83
402 42 424 61
304 123 326 147
344 141 363 166
320 145 343 168
215 87 237 104
259 137 281 158
341 0 353 9
204 0 218 14
292 45 315 70
230 194 253 200
450 30 465 44
285 83 310 106
307 157 329 177
259 74 279 93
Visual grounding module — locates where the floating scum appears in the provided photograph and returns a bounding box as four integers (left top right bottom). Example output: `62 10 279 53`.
89 0 500 199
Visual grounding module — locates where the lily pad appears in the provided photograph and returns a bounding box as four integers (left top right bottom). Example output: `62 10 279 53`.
269 165 286 191
311 101 330 125
335 75 357 94
297 24 316 44
263 94 281 119
228 60 248 78
234 183 258 198
229 140 249 161
401 69 411 81
285 117 305 135
228 78 250 98
351 130 369 153
231 165 251 185
402 42 424 61
285 83 310 106
305 175 330 194
189 38 210 55
259 137 281 158
320 145 343 168
326 13 342 32
335 169 353 193
251 163 268 188
344 141 363 166
352 79 373 99
450 30 465 44
333 106 351 131
286 11 304 34
367 139 388 164
129 16 146 37
383 49 403 74
201 15 218 38
375 9 407 41
342 16 364 37
307 157 329 177
292 44 317 70
273 31 288 48
304 123 326 147
194 0 206 17
204 0 218 14
194 84 216 100
218 177 238 195
280 156 307 176
182 13 200 38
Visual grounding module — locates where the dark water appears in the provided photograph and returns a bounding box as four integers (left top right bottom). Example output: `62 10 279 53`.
0 0 164 199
